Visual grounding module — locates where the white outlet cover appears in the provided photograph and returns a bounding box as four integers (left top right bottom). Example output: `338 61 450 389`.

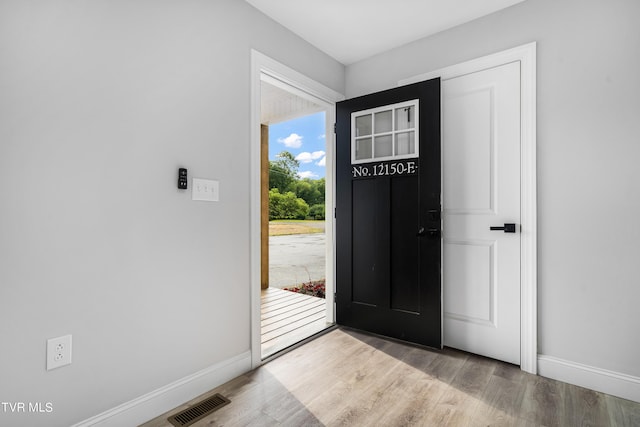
47 334 72 370
192 178 219 202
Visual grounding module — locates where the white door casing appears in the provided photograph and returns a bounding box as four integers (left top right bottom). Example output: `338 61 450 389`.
442 61 521 364
250 50 344 368
399 42 537 373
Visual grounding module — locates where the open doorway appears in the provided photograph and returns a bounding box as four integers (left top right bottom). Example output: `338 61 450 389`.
259 79 334 359
250 50 342 367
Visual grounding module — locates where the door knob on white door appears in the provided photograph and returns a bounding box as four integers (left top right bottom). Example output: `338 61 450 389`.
490 223 517 233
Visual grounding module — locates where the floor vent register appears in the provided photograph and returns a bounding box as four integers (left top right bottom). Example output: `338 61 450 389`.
167 393 231 427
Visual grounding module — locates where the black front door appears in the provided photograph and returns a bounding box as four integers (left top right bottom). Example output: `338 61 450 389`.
335 79 441 348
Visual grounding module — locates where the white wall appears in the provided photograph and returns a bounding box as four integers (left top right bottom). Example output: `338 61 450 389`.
0 1 343 425
347 0 640 379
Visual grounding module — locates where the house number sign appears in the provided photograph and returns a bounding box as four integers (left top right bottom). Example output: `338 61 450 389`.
352 159 418 179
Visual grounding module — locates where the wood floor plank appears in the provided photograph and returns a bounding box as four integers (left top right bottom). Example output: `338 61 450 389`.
260 294 301 310
262 296 324 319
606 393 640 426
261 319 329 357
562 382 610 427
141 329 640 427
261 291 316 309
261 297 321 319
312 341 404 425
260 294 312 313
449 353 496 398
355 359 444 426
261 305 325 332
521 374 565 426
400 346 440 372
261 305 324 326
428 382 479 426
261 313 326 343
493 359 528 382
472 374 527 426
379 376 448 426
260 288 294 304
302 378 354 425
261 298 324 325
424 346 468 383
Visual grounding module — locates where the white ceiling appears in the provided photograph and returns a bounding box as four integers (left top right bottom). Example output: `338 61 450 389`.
247 0 526 65
261 80 324 125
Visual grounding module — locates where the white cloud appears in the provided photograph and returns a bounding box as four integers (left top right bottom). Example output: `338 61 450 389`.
318 134 326 140
295 150 325 163
316 156 326 167
297 171 319 179
278 133 303 148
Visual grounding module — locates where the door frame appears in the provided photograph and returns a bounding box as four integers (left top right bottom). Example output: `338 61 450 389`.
399 42 537 374
250 50 344 368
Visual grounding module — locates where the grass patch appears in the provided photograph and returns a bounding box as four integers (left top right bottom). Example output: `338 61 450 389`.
269 221 324 236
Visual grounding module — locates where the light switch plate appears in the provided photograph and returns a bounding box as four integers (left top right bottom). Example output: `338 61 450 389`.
192 178 219 202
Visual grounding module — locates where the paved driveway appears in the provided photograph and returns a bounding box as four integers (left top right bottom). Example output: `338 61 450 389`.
269 233 326 288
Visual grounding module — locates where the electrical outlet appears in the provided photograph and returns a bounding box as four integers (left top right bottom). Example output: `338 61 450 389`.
47 335 72 370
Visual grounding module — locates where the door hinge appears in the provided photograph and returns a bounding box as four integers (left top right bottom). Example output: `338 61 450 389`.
334 292 337 302
334 123 336 134
334 208 337 219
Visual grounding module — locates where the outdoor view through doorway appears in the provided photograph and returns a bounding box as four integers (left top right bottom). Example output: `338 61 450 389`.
261 109 332 358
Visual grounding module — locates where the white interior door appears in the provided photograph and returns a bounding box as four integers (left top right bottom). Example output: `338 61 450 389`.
443 61 521 365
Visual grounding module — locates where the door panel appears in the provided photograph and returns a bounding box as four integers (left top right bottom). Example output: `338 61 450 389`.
336 79 441 348
444 88 493 213
443 61 521 364
390 176 420 313
444 240 494 324
352 178 380 306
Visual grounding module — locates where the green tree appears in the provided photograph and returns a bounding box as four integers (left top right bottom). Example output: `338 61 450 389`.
269 189 310 220
309 204 325 220
314 178 325 204
289 178 325 207
268 151 326 219
269 151 299 193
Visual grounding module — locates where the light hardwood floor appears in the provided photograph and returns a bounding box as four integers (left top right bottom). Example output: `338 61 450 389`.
142 328 640 426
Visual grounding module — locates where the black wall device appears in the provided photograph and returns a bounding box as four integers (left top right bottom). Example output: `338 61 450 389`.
178 168 188 189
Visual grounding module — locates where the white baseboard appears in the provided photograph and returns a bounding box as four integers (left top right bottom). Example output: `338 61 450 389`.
72 351 252 427
538 354 640 403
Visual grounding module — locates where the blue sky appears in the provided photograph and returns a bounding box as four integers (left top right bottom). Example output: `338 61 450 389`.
269 111 326 179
